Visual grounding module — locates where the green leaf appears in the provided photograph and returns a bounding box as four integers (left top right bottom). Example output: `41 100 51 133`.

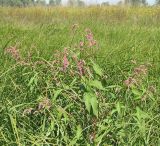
84 92 99 117
84 93 91 113
110 92 117 99
70 78 77 87
92 62 103 77
28 73 38 87
76 125 82 139
132 88 142 100
28 76 35 87
63 84 70 90
132 89 142 96
89 80 105 90
91 94 98 117
135 107 149 120
52 89 63 101
116 102 121 115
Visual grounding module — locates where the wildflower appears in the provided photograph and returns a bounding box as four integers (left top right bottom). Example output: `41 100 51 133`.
141 86 156 101
72 54 78 62
63 54 69 71
63 48 69 71
89 40 97 47
92 40 97 46
38 98 52 111
5 46 21 61
134 65 147 76
85 28 93 41
86 32 93 41
79 41 84 47
22 108 34 116
85 28 97 47
77 60 85 76
124 77 137 87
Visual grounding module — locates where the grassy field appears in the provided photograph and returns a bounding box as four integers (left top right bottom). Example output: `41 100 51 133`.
0 6 160 145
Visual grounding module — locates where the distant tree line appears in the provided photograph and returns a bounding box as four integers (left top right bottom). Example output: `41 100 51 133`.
124 0 147 6
124 0 160 6
0 0 160 7
102 0 160 6
0 0 86 7
156 0 160 5
0 0 61 6
0 0 34 6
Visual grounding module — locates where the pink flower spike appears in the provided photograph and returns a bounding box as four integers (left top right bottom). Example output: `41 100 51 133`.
72 55 78 62
63 54 69 71
77 60 85 76
86 33 93 41
92 40 97 46
5 46 21 61
124 77 137 88
89 40 97 47
80 41 84 47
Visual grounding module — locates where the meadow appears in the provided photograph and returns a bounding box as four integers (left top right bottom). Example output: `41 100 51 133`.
0 6 160 145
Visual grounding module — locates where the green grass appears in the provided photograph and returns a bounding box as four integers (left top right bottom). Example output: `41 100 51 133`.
0 6 160 145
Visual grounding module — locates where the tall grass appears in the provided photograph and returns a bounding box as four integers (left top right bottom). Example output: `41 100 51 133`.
0 6 160 145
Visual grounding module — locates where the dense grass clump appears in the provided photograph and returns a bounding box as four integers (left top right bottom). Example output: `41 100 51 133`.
0 6 160 145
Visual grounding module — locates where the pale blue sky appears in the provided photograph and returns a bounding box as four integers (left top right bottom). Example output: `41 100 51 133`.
46 0 156 5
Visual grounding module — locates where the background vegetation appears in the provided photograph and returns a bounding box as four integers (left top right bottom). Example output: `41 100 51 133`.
0 6 160 145
1 0 160 7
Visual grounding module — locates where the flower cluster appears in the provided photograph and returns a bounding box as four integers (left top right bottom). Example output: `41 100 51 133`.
133 65 147 76
62 48 86 76
77 60 85 76
124 77 137 88
63 48 70 71
23 98 52 116
85 28 97 47
124 64 148 88
61 27 98 76
38 98 52 111
5 46 21 61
